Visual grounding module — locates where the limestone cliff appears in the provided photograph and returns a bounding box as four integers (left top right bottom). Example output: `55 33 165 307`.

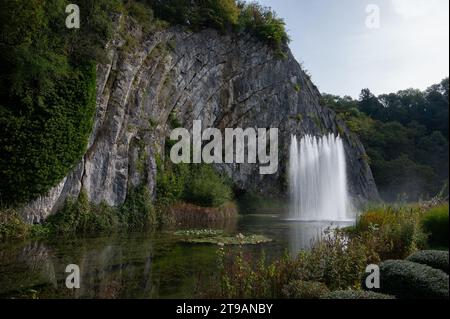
22 21 379 223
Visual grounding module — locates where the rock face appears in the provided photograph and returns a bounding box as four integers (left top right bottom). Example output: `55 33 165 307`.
22 22 379 223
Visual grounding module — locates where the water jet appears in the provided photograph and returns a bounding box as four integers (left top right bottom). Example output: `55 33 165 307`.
289 134 353 221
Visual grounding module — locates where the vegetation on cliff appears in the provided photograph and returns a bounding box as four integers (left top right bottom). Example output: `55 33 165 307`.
0 0 123 206
0 0 289 208
146 0 290 55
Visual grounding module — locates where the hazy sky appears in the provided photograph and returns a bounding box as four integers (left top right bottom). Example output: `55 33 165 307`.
254 0 449 98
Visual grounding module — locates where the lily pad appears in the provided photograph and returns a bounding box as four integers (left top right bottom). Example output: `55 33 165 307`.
181 234 273 246
173 229 223 237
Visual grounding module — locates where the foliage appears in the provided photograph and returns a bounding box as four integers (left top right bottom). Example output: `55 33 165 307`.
157 152 232 208
0 208 30 240
182 233 272 245
125 0 161 33
237 2 290 56
214 230 370 298
236 192 286 214
174 229 224 237
39 185 157 236
119 185 156 231
216 250 297 298
0 0 123 206
156 155 190 206
44 190 119 235
407 250 449 274
0 0 288 206
376 260 449 299
322 290 395 300
146 0 289 55
352 205 427 261
210 204 447 299
294 230 369 291
421 204 449 248
322 79 449 202
184 165 232 207
282 281 329 299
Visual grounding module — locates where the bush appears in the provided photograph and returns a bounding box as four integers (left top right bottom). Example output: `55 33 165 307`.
0 208 30 240
294 230 369 290
237 2 290 56
422 204 449 248
184 165 232 207
377 260 449 299
44 191 119 235
44 186 157 235
353 206 427 260
407 250 449 274
282 281 329 299
214 230 370 298
322 290 395 300
156 156 190 206
147 0 289 55
119 185 157 231
156 151 232 208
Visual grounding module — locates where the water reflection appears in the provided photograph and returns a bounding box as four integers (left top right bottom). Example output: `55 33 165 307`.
0 215 354 299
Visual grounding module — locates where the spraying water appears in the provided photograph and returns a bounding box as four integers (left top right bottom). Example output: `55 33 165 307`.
289 134 352 221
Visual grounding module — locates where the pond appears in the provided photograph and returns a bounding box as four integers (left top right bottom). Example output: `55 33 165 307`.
0 214 353 299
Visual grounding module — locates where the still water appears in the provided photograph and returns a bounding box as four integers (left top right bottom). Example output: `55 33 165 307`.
0 214 352 299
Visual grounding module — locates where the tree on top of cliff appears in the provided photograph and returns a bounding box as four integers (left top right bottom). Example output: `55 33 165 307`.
145 0 290 55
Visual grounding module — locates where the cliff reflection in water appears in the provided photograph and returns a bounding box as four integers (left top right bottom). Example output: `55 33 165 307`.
0 215 353 299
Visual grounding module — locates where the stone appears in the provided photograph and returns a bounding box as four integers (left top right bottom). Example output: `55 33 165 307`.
22 20 379 222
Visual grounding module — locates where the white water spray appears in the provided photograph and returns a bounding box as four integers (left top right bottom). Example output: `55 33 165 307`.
289 134 352 221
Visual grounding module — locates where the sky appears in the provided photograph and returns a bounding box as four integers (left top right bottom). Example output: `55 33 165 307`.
254 0 449 98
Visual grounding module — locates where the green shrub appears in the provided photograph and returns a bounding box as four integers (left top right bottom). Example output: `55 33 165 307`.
156 151 232 208
322 290 395 300
44 186 157 235
236 192 286 214
119 185 156 231
353 206 427 260
44 191 119 235
216 250 298 299
147 0 289 55
0 208 30 240
184 165 232 207
237 2 290 56
215 230 370 298
282 281 329 299
147 0 239 31
407 250 449 274
0 0 122 206
156 156 190 205
377 260 449 299
422 204 449 248
294 230 369 290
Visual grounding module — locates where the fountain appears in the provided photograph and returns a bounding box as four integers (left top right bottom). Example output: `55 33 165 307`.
289 134 352 221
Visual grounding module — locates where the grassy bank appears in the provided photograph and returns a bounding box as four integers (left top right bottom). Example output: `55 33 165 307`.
0 159 235 240
206 202 449 299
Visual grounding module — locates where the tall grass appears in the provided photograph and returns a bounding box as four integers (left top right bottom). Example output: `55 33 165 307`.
422 204 449 248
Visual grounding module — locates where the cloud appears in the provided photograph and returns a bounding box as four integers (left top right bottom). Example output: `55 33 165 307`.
391 0 444 18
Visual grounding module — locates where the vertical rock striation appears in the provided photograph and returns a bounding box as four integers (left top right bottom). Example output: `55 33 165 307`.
22 23 379 223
